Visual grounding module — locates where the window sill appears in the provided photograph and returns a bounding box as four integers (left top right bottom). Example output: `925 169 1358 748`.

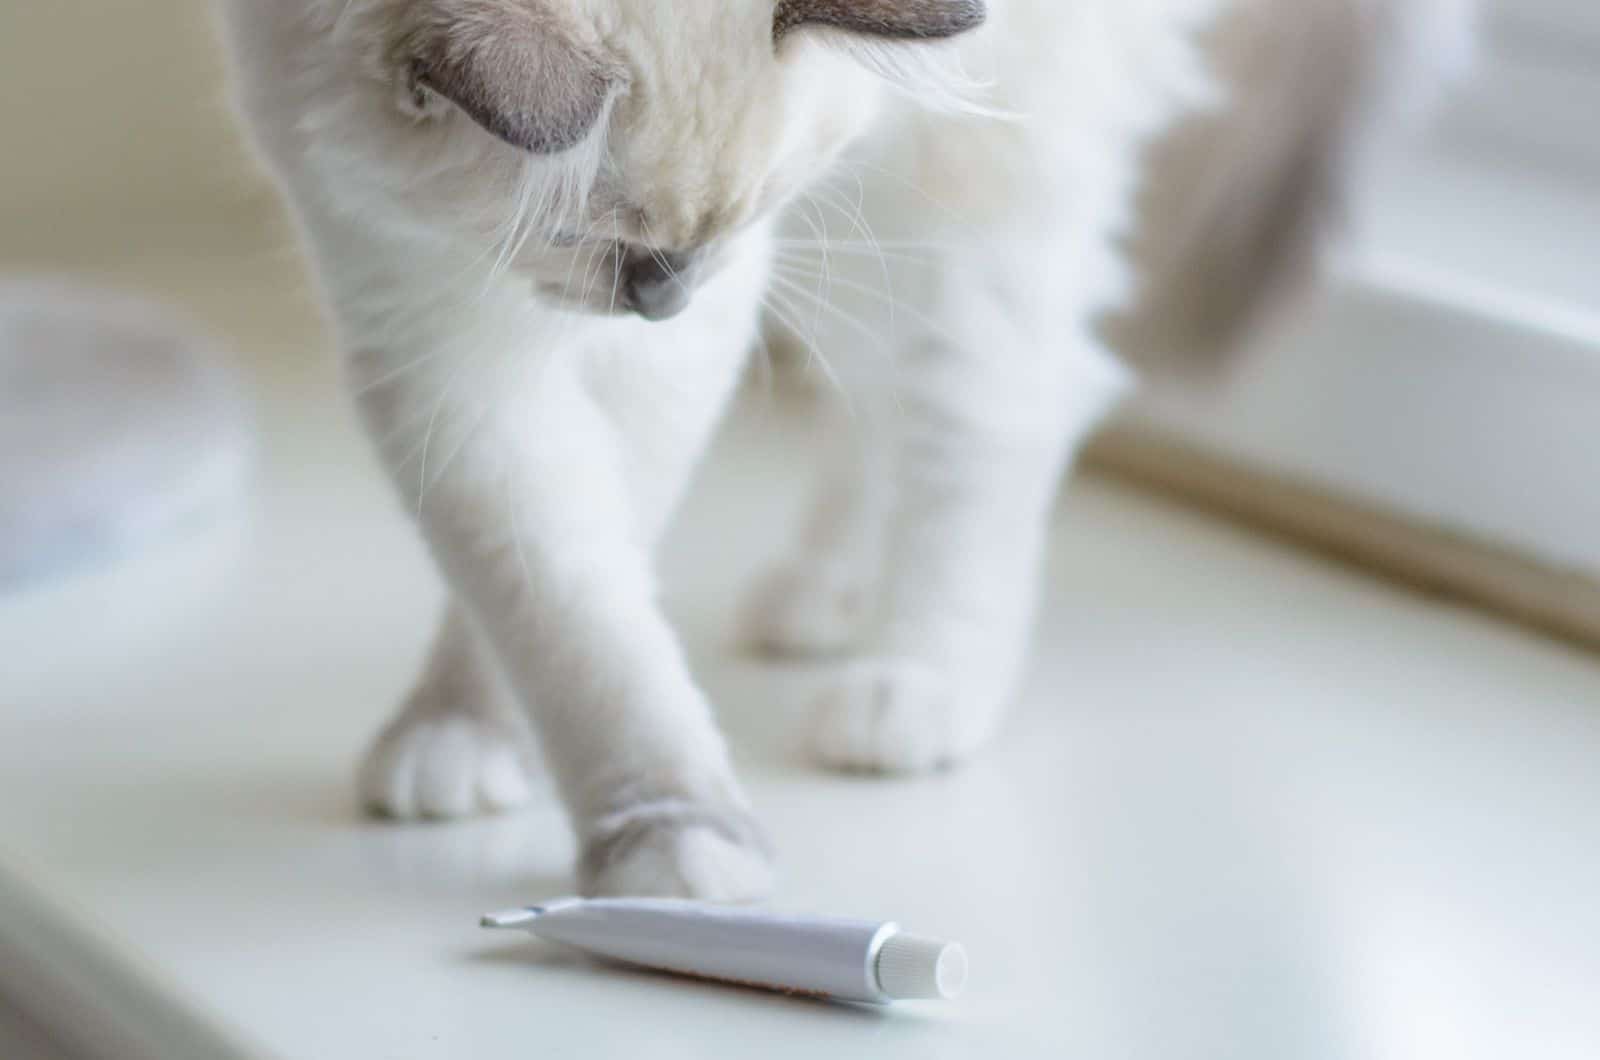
1117 108 1600 633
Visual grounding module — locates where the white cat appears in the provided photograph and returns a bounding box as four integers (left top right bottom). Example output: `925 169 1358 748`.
218 0 1472 899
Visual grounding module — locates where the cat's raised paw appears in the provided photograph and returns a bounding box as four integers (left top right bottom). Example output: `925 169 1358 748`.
738 561 871 659
359 715 538 821
808 658 989 775
580 804 775 901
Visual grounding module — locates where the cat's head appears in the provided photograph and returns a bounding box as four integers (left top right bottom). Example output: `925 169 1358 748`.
317 0 984 319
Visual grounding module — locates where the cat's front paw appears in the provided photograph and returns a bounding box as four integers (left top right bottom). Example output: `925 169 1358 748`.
359 714 538 821
579 803 775 901
808 658 995 775
738 560 871 659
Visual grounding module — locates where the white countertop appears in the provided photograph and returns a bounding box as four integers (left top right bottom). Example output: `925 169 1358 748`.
3 239 1599 1059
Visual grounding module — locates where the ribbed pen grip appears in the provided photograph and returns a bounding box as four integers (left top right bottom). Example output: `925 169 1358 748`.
874 933 968 1000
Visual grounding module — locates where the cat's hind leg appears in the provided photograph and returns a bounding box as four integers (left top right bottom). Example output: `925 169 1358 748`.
359 602 541 820
738 395 890 659
805 256 1131 773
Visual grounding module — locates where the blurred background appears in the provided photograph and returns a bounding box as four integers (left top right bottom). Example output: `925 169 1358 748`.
2 3 1598 1059
5 1 1598 627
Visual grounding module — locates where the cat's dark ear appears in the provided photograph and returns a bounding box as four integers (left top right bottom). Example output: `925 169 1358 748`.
774 0 986 42
402 2 622 154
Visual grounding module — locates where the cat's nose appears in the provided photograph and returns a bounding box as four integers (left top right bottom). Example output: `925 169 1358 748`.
622 250 699 322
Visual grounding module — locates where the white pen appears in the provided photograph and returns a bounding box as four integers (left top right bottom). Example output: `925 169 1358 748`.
481 897 968 1004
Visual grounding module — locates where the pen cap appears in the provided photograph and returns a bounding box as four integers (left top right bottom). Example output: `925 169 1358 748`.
874 933 968 1000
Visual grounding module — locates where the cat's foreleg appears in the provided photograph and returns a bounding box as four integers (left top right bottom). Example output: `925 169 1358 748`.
354 305 771 899
739 394 892 658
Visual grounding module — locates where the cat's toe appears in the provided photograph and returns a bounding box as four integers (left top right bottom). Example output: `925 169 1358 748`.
359 715 537 821
579 804 775 901
738 561 870 659
808 658 990 775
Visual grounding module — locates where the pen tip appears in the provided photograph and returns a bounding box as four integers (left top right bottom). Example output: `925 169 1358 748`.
481 908 542 929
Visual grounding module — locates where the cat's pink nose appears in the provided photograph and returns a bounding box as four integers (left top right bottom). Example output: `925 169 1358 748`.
622 250 698 322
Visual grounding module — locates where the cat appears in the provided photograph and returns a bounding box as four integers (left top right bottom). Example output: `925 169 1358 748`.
218 0 1472 899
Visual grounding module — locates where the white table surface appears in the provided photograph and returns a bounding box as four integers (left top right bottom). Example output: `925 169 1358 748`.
2 242 1599 1059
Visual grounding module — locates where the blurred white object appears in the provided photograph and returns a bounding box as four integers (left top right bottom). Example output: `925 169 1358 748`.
481 897 968 1003
0 279 251 588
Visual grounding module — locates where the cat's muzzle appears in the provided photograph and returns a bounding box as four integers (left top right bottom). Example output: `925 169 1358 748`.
621 248 701 322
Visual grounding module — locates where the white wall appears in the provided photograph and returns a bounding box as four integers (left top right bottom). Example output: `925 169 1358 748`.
0 3 265 243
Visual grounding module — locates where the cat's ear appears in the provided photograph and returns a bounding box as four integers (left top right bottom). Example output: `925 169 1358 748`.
402 2 622 155
774 0 987 42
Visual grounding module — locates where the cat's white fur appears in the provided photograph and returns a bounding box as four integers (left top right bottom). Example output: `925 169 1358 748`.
219 0 1470 899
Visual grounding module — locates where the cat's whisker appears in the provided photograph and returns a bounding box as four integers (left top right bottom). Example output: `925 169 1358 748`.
784 184 899 341
607 208 625 315
765 271 889 361
410 344 485 506
555 221 602 315
832 157 960 222
636 216 697 300
772 242 946 269
350 348 454 399
330 0 366 38
769 292 856 419
409 303 575 501
421 397 489 498
423 352 513 498
574 228 613 309
794 194 837 337
487 157 543 287
758 290 842 400
771 262 964 350
772 247 938 276
504 457 536 602
403 310 566 498
754 326 780 408
774 237 945 252
809 182 892 284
